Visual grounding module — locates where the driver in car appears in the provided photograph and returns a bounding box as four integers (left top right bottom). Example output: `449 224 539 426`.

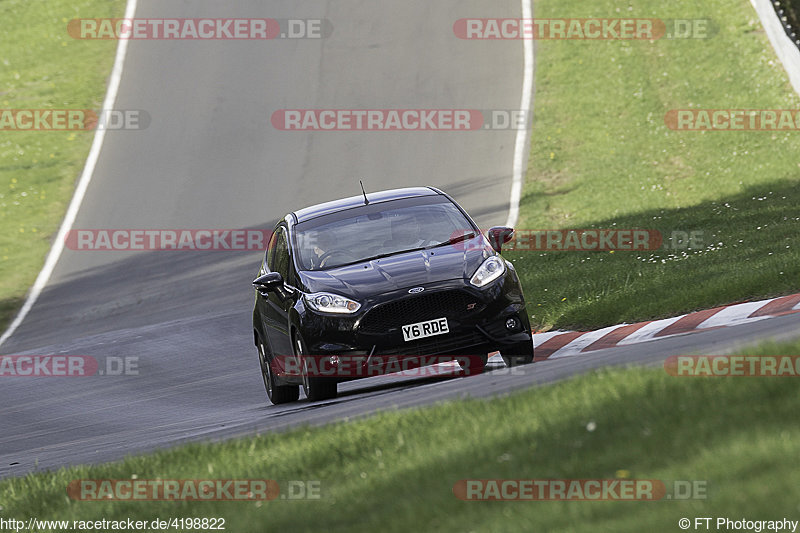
311 229 335 269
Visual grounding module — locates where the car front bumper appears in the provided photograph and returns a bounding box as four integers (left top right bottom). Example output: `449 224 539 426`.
297 268 532 362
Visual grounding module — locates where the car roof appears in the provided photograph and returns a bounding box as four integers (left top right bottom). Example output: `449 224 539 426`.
291 186 444 223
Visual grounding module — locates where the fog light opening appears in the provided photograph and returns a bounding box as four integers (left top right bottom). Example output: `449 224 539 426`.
505 316 522 332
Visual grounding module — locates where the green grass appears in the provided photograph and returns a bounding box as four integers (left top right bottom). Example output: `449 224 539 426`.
3 338 800 532
0 0 124 332
514 0 800 331
2 1 799 531
4 0 799 337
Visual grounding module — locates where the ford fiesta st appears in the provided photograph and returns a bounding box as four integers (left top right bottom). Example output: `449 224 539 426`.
252 187 534 404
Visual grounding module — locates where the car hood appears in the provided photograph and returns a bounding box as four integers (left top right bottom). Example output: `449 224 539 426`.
299 238 492 299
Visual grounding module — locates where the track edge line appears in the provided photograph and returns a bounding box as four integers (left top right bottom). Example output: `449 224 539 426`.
0 0 139 349
504 0 534 229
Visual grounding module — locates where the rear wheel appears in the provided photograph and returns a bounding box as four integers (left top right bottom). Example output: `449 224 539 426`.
295 334 338 401
501 341 534 367
258 339 299 405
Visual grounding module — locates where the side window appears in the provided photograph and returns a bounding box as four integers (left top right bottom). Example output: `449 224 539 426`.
266 228 280 272
272 227 291 282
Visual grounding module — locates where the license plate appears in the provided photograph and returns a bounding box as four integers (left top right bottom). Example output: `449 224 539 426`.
402 317 449 342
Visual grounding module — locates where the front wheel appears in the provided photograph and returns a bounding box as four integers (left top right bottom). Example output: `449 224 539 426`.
258 340 299 405
501 341 534 367
295 334 338 402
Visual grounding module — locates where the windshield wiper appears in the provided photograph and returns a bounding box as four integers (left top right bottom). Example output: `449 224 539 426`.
425 232 477 249
316 234 477 271
324 246 429 270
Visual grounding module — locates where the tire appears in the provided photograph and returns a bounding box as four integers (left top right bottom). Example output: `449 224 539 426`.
295 334 338 401
258 338 299 405
501 341 534 367
457 354 488 375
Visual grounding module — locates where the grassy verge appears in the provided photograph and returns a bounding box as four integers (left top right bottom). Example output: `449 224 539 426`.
514 0 800 331
3 339 800 531
0 0 124 332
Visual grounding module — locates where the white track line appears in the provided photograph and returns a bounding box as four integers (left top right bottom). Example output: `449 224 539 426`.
696 300 774 329
504 0 534 228
750 0 800 97
547 324 621 359
605 316 681 347
0 0 138 349
535 295 800 357
532 330 573 348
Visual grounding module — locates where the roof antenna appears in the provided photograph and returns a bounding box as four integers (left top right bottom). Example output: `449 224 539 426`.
360 180 369 205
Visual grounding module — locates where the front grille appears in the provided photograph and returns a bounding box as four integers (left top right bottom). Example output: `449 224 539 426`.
359 290 479 334
375 330 488 356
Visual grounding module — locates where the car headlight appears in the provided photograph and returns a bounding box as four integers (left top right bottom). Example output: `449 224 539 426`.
470 256 506 287
304 292 361 314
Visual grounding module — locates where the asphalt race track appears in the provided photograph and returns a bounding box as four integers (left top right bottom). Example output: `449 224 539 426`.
2 0 800 479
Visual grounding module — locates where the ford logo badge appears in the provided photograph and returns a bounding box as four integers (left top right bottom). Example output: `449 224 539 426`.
408 287 425 294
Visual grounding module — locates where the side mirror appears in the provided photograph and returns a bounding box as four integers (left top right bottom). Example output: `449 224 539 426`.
487 226 514 254
253 272 283 294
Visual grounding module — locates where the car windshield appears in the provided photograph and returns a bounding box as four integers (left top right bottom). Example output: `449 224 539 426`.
293 196 475 271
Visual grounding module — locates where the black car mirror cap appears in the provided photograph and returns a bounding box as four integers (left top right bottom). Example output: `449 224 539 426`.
487 226 514 253
253 272 284 293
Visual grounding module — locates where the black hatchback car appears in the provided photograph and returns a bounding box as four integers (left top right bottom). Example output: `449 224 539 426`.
252 187 534 404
